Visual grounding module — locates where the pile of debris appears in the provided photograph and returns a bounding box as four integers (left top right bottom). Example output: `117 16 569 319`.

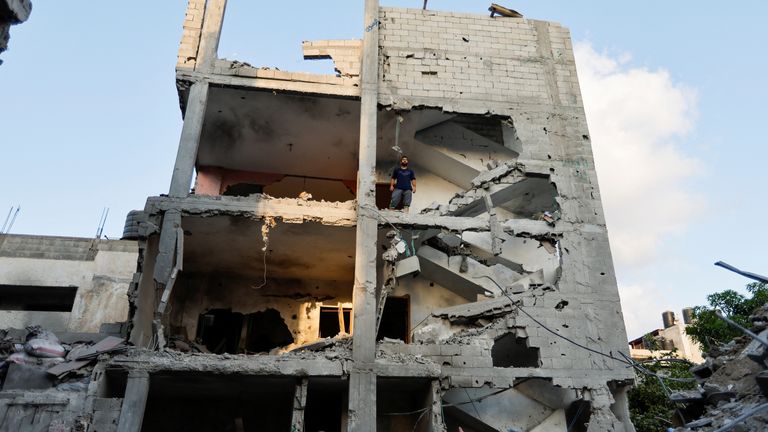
0 326 128 392
671 306 768 431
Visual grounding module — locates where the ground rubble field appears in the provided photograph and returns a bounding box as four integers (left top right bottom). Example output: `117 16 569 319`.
671 305 768 431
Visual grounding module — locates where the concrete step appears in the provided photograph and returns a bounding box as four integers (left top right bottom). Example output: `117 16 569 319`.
413 120 519 189
417 245 525 300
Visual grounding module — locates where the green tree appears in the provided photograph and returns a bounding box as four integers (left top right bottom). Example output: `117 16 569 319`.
686 282 768 351
628 356 696 432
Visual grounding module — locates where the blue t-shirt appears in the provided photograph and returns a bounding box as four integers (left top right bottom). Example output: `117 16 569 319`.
392 167 416 190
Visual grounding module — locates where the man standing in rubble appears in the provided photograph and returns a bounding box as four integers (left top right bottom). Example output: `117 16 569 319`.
389 155 416 212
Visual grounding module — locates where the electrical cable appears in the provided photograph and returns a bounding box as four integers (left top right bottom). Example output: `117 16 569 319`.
464 387 483 423
475 274 698 385
566 401 587 432
252 247 268 290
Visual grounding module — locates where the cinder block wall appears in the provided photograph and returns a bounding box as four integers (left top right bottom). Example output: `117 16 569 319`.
378 8 633 389
177 0 205 69
378 8 579 110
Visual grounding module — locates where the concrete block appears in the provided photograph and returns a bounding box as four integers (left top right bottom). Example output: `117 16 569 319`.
394 255 420 277
440 345 462 356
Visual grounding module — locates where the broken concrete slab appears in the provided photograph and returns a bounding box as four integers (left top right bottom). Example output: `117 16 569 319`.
669 389 705 404
431 298 515 321
741 328 768 365
394 255 420 277
3 363 55 390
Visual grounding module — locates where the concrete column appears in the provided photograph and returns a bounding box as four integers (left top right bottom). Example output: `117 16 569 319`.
168 81 209 197
291 378 309 431
430 380 447 432
196 0 227 72
348 0 380 431
116 370 150 432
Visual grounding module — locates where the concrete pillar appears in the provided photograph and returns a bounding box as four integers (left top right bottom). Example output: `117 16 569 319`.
291 378 309 432
348 0 379 431
430 380 447 432
348 369 376 432
196 0 227 72
169 81 209 197
116 370 150 432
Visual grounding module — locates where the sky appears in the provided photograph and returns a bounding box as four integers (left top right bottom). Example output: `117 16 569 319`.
1 1 767 340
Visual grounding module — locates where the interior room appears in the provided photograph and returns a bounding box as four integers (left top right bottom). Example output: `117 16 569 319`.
165 216 356 353
192 87 361 201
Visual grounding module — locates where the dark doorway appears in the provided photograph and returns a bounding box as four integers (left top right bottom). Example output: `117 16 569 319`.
565 400 592 432
376 183 403 210
377 296 409 342
319 306 352 338
377 378 432 432
244 308 294 353
304 379 347 432
196 309 244 354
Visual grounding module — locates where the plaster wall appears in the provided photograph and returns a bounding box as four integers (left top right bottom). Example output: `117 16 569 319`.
391 278 467 332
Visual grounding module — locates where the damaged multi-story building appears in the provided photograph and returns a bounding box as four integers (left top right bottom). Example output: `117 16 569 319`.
0 1 638 431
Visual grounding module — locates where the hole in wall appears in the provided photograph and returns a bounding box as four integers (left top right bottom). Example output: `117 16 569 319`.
244 308 294 353
196 309 244 354
491 333 540 367
565 399 592 432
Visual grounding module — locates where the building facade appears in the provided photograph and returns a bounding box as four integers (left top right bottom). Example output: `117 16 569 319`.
0 2 636 431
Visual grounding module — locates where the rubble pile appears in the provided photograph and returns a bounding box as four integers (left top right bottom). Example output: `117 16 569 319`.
0 327 128 392
671 306 768 431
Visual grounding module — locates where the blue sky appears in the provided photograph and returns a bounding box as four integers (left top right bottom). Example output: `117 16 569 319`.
1 1 766 339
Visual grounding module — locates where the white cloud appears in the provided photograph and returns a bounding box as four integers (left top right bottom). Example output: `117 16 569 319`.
575 42 702 267
619 283 670 340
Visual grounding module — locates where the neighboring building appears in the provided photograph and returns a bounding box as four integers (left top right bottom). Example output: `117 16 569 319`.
629 309 704 364
0 234 138 333
0 2 637 431
0 0 32 64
